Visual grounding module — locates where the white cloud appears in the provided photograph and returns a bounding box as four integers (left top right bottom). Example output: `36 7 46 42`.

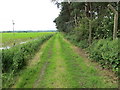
0 0 60 31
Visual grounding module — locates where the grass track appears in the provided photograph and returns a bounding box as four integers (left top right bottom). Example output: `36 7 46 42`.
14 33 118 88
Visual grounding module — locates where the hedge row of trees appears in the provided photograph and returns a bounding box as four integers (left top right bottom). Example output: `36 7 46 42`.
53 1 120 72
54 2 119 42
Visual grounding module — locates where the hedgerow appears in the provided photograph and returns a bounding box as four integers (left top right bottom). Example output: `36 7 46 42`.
63 33 119 73
2 34 53 73
87 39 119 72
2 34 54 87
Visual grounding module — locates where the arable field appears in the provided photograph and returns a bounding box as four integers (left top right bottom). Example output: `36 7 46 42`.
2 33 118 88
0 32 54 47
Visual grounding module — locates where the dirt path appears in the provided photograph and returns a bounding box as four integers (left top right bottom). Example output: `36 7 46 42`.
14 33 118 88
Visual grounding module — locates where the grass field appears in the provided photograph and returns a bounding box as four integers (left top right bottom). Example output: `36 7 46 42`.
0 32 54 47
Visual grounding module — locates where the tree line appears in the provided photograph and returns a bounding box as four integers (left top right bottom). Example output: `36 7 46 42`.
53 1 120 72
53 2 120 45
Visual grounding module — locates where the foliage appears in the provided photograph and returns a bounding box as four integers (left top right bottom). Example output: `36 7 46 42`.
64 33 89 49
54 2 118 40
2 34 53 73
88 39 119 72
54 2 119 73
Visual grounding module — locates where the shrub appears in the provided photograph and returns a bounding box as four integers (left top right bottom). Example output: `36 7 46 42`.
88 39 119 72
64 33 88 49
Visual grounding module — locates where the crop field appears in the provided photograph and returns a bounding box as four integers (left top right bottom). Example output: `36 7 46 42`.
0 32 54 47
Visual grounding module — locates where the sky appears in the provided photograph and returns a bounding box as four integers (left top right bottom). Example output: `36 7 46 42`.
0 0 60 31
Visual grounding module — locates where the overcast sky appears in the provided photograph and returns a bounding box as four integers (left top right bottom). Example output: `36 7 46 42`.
0 0 60 31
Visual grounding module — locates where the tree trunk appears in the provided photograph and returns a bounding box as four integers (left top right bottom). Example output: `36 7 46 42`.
88 2 92 45
108 4 118 40
113 12 118 40
85 2 92 45
74 14 77 26
88 19 92 44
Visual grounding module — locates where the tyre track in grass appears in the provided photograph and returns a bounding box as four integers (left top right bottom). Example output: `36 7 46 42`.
33 35 56 88
37 34 72 88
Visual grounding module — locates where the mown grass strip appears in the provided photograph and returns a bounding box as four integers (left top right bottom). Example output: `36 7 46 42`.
38 34 73 88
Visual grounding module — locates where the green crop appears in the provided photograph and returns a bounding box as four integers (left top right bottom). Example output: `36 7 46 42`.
1 32 54 47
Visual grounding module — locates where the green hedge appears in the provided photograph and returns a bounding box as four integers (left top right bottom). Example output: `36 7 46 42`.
2 34 53 73
64 33 89 49
88 39 119 72
2 34 54 87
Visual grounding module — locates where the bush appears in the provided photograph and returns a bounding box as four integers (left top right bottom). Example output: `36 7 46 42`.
88 39 119 72
77 40 89 49
64 33 88 49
